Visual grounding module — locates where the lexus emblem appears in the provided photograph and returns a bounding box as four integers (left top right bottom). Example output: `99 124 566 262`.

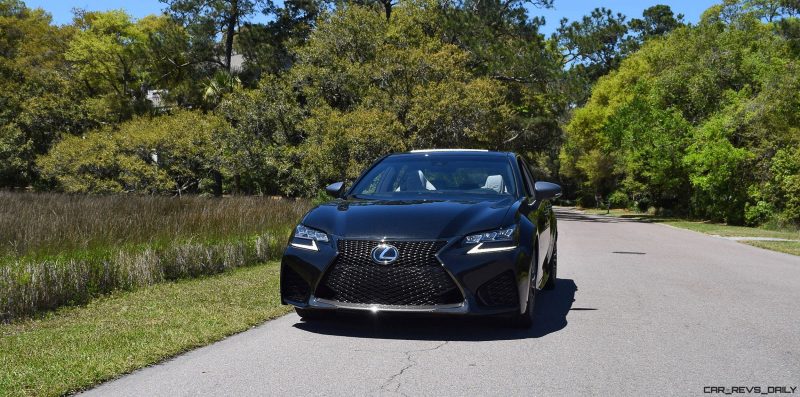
371 243 399 265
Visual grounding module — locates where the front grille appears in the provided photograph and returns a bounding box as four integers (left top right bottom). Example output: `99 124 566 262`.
316 240 463 306
281 265 310 303
476 271 518 307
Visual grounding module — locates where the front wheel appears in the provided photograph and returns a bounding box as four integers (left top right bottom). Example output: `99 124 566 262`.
509 282 535 328
544 241 558 290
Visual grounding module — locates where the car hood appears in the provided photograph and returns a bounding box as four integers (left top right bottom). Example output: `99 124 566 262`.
301 197 517 240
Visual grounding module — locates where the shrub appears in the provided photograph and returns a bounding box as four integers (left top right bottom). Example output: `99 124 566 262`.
576 193 596 208
770 147 800 225
744 201 775 227
299 107 407 189
38 111 229 195
634 197 652 212
608 191 630 209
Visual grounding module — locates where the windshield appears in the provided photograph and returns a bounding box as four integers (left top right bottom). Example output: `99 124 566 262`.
349 155 517 199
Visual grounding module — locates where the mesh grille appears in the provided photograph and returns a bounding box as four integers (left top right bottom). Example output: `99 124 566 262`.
476 271 518 307
316 240 463 306
281 265 310 303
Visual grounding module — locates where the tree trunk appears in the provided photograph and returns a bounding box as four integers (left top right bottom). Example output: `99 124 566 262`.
382 0 391 21
212 170 223 197
224 0 238 71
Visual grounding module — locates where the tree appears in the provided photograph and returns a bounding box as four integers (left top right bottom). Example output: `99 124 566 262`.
557 8 629 81
743 0 800 21
38 111 228 195
66 10 195 121
66 10 149 121
237 0 326 80
202 70 242 109
0 1 95 187
137 14 209 108
161 0 270 71
628 5 684 40
562 1 800 224
217 1 562 196
556 5 685 106
293 2 524 149
217 75 305 194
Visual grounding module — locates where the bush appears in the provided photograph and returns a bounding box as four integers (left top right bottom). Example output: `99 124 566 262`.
770 147 800 225
634 196 652 213
608 191 630 209
744 201 775 226
299 107 407 190
38 111 229 195
576 192 596 208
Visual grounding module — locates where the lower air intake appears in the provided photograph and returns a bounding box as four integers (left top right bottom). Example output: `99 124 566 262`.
476 270 518 307
281 265 310 303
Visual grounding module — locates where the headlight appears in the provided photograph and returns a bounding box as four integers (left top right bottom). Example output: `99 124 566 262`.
464 225 517 254
294 225 329 242
464 225 515 244
291 225 329 251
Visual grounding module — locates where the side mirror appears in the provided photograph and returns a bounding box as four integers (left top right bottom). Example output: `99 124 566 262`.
325 181 345 198
534 181 562 200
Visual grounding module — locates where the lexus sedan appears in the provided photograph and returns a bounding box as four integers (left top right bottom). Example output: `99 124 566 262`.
280 149 561 327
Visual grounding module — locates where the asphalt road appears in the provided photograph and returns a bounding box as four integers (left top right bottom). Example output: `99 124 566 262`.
84 208 800 396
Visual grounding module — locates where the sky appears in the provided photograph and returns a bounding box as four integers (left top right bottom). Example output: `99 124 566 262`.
25 0 721 36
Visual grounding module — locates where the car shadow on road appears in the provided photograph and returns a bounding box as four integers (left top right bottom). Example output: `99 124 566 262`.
292 279 583 341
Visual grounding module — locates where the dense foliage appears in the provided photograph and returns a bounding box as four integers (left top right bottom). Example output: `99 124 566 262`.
562 1 800 225
1 0 798 226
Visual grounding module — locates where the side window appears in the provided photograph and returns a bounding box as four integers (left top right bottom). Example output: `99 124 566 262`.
517 158 534 197
359 169 385 194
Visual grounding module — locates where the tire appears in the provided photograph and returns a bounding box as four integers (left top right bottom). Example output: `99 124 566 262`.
509 276 536 329
544 240 558 291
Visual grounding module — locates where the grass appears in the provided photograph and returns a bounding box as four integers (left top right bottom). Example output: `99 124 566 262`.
0 192 311 321
0 261 291 397
743 241 800 256
661 221 800 240
580 208 800 256
0 192 310 258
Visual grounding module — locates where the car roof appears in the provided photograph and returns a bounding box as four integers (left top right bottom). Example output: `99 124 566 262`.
391 149 515 158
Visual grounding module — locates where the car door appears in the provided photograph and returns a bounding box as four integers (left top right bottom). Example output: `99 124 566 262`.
524 161 552 262
517 157 550 287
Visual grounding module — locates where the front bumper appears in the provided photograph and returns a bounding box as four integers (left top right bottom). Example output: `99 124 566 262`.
280 235 534 316
306 298 468 314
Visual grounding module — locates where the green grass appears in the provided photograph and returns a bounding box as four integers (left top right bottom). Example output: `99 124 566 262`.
0 261 291 397
582 208 652 218
661 221 800 240
579 208 800 256
743 241 800 256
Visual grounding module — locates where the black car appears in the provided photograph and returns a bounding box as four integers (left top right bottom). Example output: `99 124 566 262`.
280 149 561 327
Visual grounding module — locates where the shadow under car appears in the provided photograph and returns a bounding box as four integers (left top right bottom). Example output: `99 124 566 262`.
293 279 583 342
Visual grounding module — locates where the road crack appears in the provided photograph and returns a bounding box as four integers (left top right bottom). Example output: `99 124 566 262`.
377 340 450 396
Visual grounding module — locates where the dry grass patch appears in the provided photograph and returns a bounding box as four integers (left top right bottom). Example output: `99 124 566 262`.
0 192 309 258
0 192 311 320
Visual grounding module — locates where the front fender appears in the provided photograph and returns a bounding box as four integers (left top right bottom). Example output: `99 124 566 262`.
514 216 537 314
